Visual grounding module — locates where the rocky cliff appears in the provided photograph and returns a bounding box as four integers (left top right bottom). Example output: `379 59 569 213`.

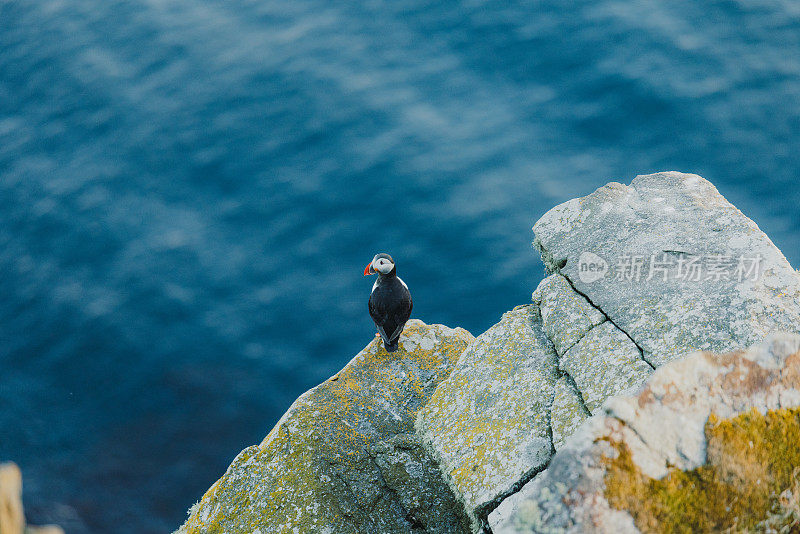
178 321 474 534
493 333 800 533
177 172 800 533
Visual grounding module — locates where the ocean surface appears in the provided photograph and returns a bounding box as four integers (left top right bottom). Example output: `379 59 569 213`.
1 0 799 531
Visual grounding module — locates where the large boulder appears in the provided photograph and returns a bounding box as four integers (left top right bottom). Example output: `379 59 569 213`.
177 320 474 534
494 333 800 533
418 172 800 531
533 171 800 367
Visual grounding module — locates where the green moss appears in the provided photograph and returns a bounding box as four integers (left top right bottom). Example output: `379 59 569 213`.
603 407 800 533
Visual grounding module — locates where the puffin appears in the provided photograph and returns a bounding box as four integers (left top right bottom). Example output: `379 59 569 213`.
364 253 413 352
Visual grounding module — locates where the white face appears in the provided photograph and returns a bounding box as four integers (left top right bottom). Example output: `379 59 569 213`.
372 256 394 274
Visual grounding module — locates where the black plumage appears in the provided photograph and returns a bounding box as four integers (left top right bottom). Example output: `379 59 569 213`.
366 253 413 352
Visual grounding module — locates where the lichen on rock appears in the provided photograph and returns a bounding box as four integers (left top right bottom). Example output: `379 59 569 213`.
532 273 604 356
604 407 800 533
533 273 654 416
495 333 800 534
175 171 800 534
532 171 800 367
560 321 651 414
176 320 474 534
415 306 558 529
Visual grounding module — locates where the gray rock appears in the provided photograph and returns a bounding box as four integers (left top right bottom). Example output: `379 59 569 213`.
372 434 470 532
560 321 652 413
491 172 800 531
416 279 659 531
533 273 652 415
175 172 800 534
487 483 537 534
549 375 589 450
533 274 605 356
176 320 474 534
496 333 800 533
533 171 800 367
415 306 558 528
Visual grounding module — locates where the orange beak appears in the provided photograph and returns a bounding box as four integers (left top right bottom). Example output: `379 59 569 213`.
364 262 373 276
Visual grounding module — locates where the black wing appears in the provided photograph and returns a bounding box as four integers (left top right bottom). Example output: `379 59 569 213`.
369 280 413 344
385 292 412 342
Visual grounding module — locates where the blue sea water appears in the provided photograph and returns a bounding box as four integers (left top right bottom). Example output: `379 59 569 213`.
1 0 799 531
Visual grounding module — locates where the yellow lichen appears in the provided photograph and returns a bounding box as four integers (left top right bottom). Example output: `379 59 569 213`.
603 407 800 533
417 307 556 511
178 321 474 534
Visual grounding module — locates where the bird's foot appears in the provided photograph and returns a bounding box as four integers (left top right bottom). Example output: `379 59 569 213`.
375 333 381 338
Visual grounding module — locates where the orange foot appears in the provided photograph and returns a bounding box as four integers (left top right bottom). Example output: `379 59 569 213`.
375 333 381 337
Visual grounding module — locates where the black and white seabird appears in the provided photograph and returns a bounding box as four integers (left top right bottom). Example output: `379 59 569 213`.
364 253 413 352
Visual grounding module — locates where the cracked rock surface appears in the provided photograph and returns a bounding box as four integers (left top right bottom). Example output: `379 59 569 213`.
493 333 800 533
532 274 604 356
176 320 473 534
416 270 663 531
560 321 652 413
533 273 652 415
175 172 800 534
549 376 590 450
533 171 800 367
424 172 800 532
416 306 558 529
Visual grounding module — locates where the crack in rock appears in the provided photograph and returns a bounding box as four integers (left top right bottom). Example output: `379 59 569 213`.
532 172 800 369
559 272 656 370
493 333 800 534
532 273 605 358
532 272 654 419
559 372 591 417
416 306 559 532
535 249 656 372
